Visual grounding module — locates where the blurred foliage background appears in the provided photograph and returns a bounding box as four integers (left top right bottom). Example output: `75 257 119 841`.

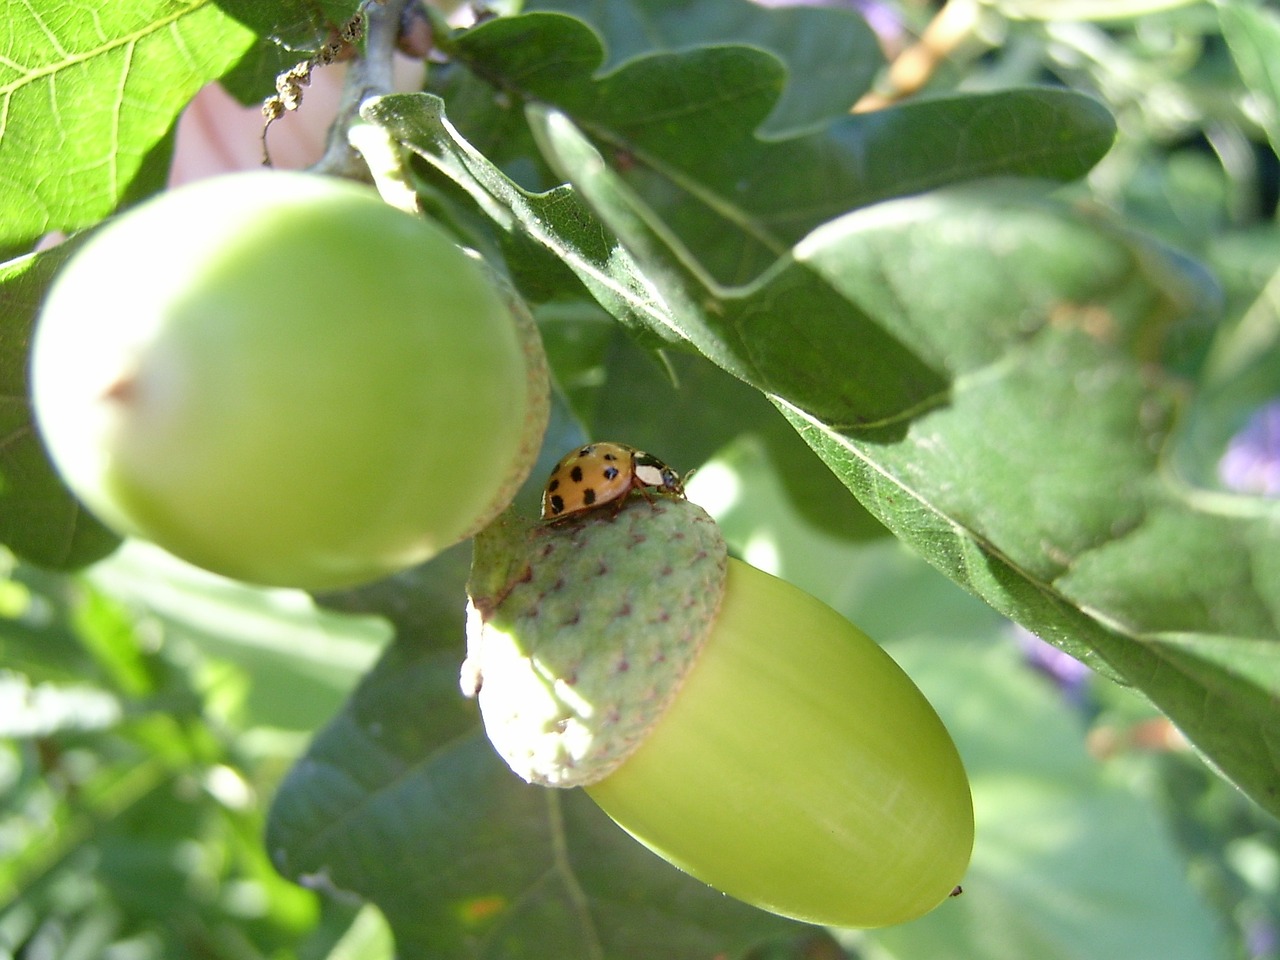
4 0 1280 958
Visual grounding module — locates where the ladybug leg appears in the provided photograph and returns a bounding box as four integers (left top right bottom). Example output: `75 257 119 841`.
609 482 655 516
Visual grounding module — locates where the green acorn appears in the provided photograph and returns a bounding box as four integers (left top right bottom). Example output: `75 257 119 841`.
464 494 973 928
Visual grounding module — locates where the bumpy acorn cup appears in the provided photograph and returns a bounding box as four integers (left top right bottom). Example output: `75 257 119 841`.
464 496 973 929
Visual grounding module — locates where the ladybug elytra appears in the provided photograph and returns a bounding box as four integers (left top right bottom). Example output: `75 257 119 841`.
541 442 685 520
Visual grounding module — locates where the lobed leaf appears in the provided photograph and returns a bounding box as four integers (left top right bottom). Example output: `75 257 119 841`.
439 88 1278 814
525 0 884 136
370 92 948 424
766 195 1280 818
449 11 1116 285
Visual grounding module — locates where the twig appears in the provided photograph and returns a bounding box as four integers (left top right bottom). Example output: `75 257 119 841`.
311 0 415 179
261 4 374 166
855 0 988 112
258 0 417 173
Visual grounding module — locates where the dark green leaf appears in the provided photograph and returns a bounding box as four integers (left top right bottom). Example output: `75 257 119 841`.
368 43 1279 816
367 93 947 423
524 0 884 135
213 0 360 50
763 193 1279 818
527 106 948 423
454 12 1115 283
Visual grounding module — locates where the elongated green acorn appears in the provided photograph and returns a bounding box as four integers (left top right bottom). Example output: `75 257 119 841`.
464 494 973 928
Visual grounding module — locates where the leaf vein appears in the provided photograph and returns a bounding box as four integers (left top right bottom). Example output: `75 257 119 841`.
0 0 207 98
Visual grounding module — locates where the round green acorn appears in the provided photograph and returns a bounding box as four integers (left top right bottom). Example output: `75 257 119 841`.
32 171 547 589
464 494 973 928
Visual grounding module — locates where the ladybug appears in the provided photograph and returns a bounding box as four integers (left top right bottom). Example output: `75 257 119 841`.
541 442 685 520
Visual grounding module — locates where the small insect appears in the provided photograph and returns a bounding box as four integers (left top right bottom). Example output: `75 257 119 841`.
541 442 685 520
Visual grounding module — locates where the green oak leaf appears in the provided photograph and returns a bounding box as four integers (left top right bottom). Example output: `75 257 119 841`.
763 195 1279 819
0 1 255 258
369 92 945 424
524 0 884 136
396 88 1278 815
446 11 1115 284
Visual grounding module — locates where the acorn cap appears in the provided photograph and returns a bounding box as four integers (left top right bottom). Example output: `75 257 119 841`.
464 495 727 787
456 267 550 543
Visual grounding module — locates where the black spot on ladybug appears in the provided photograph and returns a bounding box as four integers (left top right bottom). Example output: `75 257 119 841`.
549 494 565 514
583 488 597 506
548 478 559 492
603 466 619 480
570 465 583 482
